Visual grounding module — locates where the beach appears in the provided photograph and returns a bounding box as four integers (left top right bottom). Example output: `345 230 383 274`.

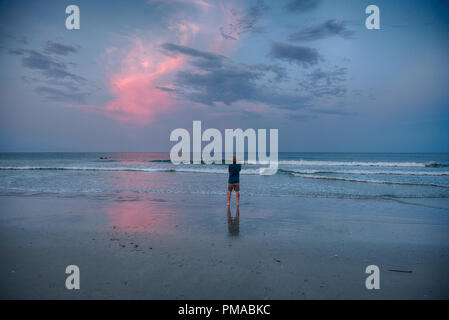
0 152 448 299
1 190 448 299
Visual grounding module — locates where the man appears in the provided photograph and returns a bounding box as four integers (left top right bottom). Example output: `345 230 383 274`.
227 156 241 206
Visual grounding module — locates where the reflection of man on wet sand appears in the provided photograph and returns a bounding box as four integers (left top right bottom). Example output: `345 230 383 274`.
227 206 239 236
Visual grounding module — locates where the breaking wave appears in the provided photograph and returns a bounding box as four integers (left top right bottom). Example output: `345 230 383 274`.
292 173 449 188
0 166 261 175
0 166 174 172
278 160 446 168
279 169 449 176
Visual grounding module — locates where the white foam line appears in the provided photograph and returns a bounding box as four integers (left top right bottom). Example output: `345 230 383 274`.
285 169 449 176
292 173 449 188
278 160 439 167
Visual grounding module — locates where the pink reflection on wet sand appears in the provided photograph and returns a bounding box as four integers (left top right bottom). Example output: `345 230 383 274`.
105 199 176 233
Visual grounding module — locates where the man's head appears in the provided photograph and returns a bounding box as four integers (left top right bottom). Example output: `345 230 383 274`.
232 156 236 164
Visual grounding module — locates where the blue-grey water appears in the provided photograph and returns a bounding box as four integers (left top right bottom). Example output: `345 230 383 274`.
1 152 448 201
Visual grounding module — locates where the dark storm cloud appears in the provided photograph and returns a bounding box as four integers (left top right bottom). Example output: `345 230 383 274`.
160 43 348 112
285 0 321 12
289 20 354 42
175 65 309 109
220 0 268 40
35 86 88 104
268 42 320 67
160 43 309 110
43 41 80 55
175 65 261 106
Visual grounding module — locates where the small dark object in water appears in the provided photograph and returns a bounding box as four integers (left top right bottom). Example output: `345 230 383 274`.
99 156 108 160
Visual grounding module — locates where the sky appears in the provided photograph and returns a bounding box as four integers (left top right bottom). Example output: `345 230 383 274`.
0 0 448 152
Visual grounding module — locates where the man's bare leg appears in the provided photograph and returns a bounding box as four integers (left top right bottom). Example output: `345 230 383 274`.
227 191 231 206
236 191 239 206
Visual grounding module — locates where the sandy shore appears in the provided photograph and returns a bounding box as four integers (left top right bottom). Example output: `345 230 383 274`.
0 192 448 299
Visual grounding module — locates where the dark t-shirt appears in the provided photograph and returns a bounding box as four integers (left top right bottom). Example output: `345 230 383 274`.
228 164 241 184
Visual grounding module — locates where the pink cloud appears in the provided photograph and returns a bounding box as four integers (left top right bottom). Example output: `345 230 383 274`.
101 37 185 124
92 1 246 125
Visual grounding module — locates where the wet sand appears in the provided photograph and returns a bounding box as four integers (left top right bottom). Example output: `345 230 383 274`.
0 192 448 299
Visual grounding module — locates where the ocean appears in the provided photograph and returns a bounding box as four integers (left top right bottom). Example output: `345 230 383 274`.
1 152 448 201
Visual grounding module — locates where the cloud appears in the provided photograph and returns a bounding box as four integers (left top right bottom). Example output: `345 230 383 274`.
43 41 80 55
83 0 248 125
155 86 179 92
160 43 310 110
161 42 225 62
250 64 287 82
219 0 268 40
84 0 251 124
220 29 237 40
298 67 347 98
159 43 349 115
267 42 320 67
7 43 89 104
35 86 88 104
285 0 321 12
289 20 354 41
15 49 86 83
174 63 261 106
67 2 345 124
99 37 187 124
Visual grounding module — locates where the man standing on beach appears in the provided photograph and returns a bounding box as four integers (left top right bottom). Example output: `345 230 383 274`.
227 156 241 206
